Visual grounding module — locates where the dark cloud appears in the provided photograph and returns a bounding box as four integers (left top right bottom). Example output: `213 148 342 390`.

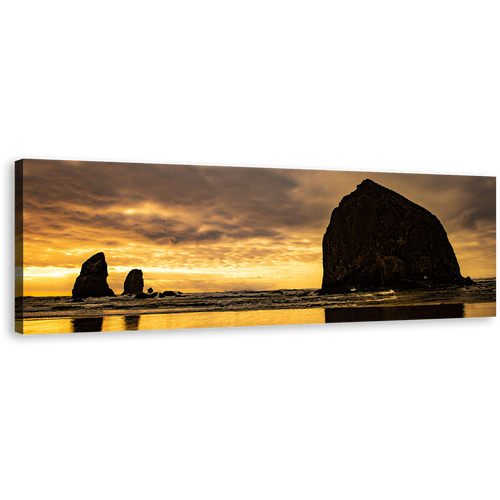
460 212 481 231
68 216 91 225
195 230 225 242
20 160 496 287
22 160 300 245
203 220 239 231
456 194 496 230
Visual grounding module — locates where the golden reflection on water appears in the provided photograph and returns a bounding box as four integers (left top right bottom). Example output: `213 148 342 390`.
463 302 496 318
18 308 326 334
16 302 496 335
16 318 75 335
138 308 325 331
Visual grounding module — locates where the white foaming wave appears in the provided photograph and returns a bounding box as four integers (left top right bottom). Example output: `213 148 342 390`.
18 287 404 320
20 306 50 313
84 296 114 303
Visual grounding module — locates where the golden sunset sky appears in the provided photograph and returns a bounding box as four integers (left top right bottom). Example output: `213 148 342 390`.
16 160 496 296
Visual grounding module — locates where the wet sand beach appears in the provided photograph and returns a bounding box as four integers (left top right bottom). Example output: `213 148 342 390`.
17 300 495 334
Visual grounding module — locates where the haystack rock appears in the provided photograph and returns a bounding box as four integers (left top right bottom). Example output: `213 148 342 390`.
122 269 144 295
72 252 115 298
321 179 471 293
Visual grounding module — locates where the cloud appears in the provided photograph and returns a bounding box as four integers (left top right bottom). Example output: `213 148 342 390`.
68 215 91 225
459 212 480 231
18 160 496 294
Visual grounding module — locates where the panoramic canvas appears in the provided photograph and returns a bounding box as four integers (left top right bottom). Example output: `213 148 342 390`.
15 159 496 334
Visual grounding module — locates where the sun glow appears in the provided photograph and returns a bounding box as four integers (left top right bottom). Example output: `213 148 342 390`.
120 202 167 216
23 266 79 278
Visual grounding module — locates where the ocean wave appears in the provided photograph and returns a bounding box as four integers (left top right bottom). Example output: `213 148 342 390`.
16 281 495 320
21 306 51 313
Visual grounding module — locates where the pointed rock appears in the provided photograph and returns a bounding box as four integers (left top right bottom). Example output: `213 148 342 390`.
72 252 115 298
321 179 469 292
122 269 144 295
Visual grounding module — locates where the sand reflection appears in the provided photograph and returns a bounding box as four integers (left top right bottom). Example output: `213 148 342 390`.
325 303 465 323
18 301 494 335
71 317 104 333
123 315 141 330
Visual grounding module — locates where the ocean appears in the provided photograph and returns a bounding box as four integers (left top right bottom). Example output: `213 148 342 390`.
15 278 496 334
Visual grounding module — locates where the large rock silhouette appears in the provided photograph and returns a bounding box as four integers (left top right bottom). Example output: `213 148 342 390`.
72 252 115 298
122 269 144 295
321 179 470 292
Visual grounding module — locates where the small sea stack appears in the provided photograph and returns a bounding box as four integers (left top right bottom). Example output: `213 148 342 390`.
122 269 144 295
72 252 115 299
321 179 472 293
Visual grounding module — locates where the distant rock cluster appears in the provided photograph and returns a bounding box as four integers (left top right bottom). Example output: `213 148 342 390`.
71 253 180 299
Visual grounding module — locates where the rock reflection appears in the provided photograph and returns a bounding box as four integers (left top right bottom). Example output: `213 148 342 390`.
71 317 104 333
325 303 465 323
123 315 140 330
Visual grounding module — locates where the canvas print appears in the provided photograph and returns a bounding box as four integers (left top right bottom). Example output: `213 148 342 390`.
15 159 496 334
